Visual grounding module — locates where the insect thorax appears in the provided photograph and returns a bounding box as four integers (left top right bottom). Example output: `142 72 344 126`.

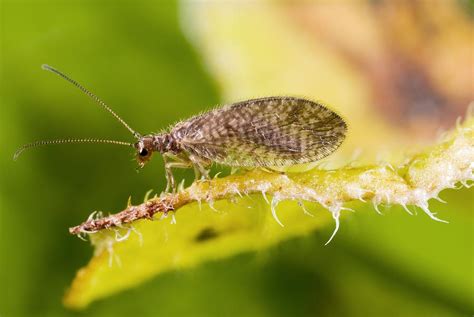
152 133 182 154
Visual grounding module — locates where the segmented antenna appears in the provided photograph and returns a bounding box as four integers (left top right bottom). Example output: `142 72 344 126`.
41 64 140 138
13 138 133 161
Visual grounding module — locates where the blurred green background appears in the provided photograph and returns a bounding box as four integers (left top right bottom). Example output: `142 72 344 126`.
1 1 473 316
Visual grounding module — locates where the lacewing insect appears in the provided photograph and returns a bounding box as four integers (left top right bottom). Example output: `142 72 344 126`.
14 65 347 192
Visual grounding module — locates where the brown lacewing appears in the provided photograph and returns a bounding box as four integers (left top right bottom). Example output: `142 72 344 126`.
14 65 347 192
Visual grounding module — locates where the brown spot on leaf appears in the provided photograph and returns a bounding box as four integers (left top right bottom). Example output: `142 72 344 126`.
194 227 219 242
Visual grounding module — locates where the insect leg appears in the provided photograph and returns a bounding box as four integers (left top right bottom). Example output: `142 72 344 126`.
162 155 192 193
188 154 210 180
186 154 214 199
162 155 174 193
192 164 202 181
260 166 286 175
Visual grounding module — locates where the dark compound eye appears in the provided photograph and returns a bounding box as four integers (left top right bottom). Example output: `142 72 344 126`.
139 148 148 157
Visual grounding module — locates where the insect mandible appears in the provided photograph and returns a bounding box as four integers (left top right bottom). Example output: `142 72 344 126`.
14 65 348 192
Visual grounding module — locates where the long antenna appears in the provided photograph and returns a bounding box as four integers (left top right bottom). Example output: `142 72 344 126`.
41 64 141 139
13 138 133 161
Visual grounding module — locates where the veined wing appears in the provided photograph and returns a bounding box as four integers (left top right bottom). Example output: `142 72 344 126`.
171 97 347 167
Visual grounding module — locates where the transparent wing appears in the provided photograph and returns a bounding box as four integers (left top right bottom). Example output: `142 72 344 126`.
171 97 347 167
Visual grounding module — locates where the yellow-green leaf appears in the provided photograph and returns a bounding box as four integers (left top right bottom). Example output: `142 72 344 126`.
64 113 473 309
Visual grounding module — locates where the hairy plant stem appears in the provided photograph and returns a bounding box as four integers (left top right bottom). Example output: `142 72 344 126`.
70 116 473 236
